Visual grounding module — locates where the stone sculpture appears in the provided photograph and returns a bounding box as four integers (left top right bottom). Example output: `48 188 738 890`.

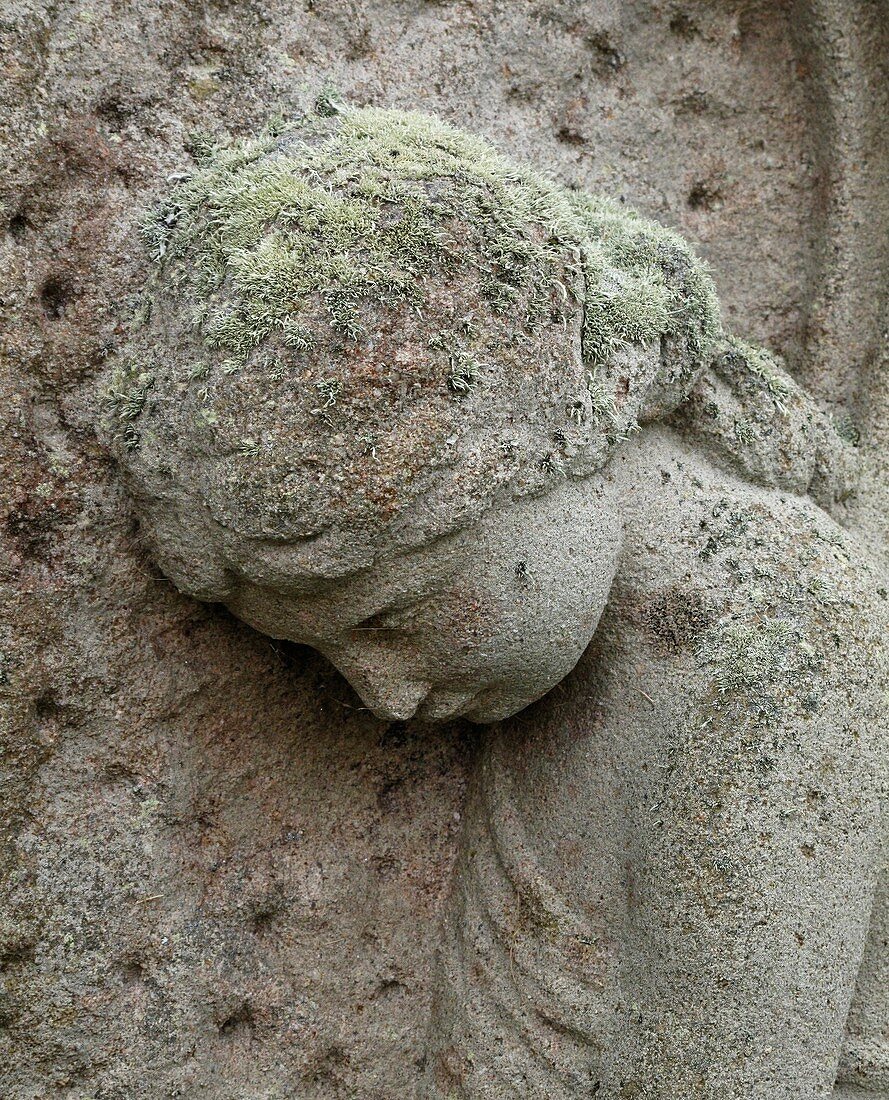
107 104 888 1098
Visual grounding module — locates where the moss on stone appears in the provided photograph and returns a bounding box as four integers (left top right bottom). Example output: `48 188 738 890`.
109 105 723 560
568 193 721 369
129 104 719 394
140 108 580 367
672 337 860 514
718 337 794 409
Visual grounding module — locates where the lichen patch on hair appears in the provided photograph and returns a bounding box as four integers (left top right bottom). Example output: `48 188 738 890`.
108 104 722 590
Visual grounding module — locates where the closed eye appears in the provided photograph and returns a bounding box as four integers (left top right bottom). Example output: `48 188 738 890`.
349 599 430 634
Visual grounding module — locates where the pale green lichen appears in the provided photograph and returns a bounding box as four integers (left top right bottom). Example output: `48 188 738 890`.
131 104 720 393
106 370 153 449
698 619 797 695
446 346 484 395
831 413 861 446
448 358 481 395
697 613 822 722
315 378 341 408
721 337 794 410
733 417 755 446
113 373 153 420
585 373 619 425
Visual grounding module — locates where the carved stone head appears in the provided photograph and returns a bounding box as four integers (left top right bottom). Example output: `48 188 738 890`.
108 105 720 720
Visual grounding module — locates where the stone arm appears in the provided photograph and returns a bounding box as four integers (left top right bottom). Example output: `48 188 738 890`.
422 426 888 1099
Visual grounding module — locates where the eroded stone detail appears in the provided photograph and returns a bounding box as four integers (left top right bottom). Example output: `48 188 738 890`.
107 104 718 595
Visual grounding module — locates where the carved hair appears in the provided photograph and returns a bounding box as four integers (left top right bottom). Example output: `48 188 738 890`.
108 106 724 599
672 339 859 516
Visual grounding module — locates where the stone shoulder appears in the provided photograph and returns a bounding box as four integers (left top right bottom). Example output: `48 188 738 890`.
609 427 889 725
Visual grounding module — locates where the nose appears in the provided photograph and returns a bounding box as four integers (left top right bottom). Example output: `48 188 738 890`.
362 679 430 721
324 646 430 721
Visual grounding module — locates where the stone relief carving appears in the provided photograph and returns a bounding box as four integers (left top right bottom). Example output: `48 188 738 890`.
107 105 888 1097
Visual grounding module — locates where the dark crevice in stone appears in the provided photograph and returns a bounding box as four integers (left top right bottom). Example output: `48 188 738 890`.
39 275 74 319
218 1002 254 1037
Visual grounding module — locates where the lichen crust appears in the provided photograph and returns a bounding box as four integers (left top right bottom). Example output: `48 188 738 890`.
108 104 721 597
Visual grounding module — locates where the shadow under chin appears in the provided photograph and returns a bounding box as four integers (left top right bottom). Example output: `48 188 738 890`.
463 689 547 726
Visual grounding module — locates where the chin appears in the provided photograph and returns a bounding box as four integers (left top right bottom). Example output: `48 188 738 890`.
464 678 565 723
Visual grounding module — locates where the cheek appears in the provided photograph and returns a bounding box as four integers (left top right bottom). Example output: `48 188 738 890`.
424 590 558 687
416 586 524 686
432 586 501 653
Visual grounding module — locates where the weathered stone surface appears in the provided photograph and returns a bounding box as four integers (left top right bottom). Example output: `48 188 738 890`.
109 105 720 723
1 2 886 1098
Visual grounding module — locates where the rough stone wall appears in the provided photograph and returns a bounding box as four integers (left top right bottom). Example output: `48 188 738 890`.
1 1 885 1097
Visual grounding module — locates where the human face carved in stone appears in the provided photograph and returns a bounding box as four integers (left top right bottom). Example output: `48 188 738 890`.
110 107 721 729
224 476 622 723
